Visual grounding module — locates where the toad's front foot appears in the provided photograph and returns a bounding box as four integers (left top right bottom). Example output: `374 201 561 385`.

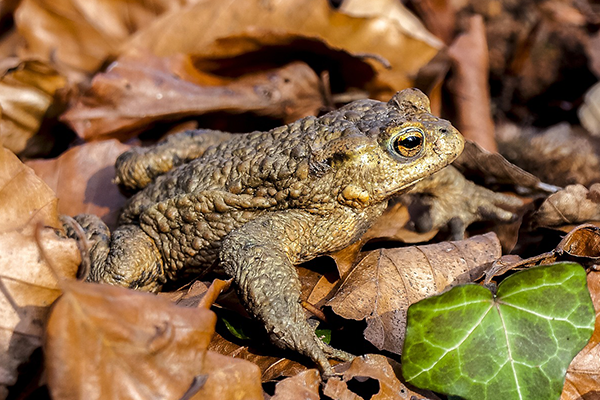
405 166 524 240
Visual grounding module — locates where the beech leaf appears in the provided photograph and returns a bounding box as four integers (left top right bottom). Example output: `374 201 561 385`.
45 280 263 400
327 232 501 354
124 0 441 96
0 146 79 397
61 56 323 141
26 139 130 230
402 262 595 400
0 59 66 154
561 271 600 399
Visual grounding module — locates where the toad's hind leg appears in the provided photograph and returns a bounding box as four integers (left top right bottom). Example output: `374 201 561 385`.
115 129 232 192
66 214 166 292
220 213 354 375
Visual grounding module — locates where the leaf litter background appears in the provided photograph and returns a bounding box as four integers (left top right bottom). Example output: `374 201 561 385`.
1 0 600 399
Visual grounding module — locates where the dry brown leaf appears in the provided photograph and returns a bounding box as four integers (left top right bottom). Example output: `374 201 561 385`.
447 15 496 152
556 224 600 260
62 55 323 141
45 279 263 400
0 59 66 154
533 184 600 228
124 0 441 98
407 0 456 45
327 232 501 354
0 29 27 61
456 140 545 190
579 81 600 138
196 351 263 400
0 146 79 398
269 369 320 400
0 0 20 21
27 139 130 230
561 271 600 399
485 224 600 282
324 354 432 400
14 0 190 80
308 202 438 307
207 331 308 382
338 0 443 50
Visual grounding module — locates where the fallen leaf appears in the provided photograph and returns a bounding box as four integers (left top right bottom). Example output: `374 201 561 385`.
327 232 501 354
27 139 130 230
447 15 496 152
484 224 600 282
556 224 600 260
0 0 20 22
324 354 428 400
0 146 79 398
14 0 189 80
308 202 438 307
406 0 456 45
403 262 595 400
579 81 600 138
62 55 324 141
270 369 320 400
124 0 441 98
533 184 600 229
561 271 600 399
338 0 443 50
45 279 263 400
0 59 66 154
455 140 546 190
207 331 308 382
497 122 600 187
448 0 595 124
197 351 263 400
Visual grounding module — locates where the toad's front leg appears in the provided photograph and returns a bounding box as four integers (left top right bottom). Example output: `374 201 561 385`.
219 210 354 375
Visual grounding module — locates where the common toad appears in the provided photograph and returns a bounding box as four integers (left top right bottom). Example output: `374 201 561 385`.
70 89 465 374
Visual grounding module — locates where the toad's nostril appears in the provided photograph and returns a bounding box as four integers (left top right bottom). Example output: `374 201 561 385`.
440 128 448 134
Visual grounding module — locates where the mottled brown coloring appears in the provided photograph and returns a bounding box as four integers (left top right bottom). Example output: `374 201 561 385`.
68 89 464 375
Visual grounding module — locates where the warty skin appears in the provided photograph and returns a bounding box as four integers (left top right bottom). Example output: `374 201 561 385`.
69 88 464 375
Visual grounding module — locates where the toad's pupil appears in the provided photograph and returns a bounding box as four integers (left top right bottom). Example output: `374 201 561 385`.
399 135 422 149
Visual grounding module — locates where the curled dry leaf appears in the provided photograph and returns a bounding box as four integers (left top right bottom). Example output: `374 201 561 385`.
0 59 66 154
561 271 600 399
269 369 320 400
485 224 600 282
455 140 545 190
533 184 600 228
15 0 189 79
45 280 263 400
62 55 324 141
327 232 502 354
26 139 130 230
124 0 441 97
0 146 79 398
447 15 496 152
497 122 600 187
556 224 600 260
324 354 430 400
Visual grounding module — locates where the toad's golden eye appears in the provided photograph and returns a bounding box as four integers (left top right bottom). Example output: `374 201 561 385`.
390 128 424 158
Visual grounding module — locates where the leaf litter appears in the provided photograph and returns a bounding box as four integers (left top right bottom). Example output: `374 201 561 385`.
1 0 600 398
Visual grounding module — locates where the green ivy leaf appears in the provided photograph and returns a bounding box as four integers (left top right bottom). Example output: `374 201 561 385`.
401 262 595 400
316 327 331 345
222 316 251 340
